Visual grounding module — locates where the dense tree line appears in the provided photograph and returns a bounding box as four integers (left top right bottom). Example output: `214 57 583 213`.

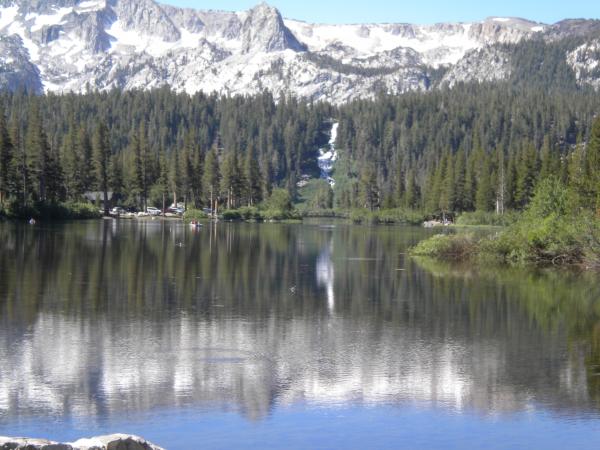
0 89 332 212
335 84 600 215
1 82 600 216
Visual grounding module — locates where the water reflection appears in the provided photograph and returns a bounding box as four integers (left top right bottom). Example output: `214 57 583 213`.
0 221 599 429
316 230 335 312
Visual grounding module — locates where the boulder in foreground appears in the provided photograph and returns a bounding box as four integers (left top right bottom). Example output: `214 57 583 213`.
0 434 164 450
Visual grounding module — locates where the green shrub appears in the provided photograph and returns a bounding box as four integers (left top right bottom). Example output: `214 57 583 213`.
349 208 424 225
299 208 341 218
237 206 262 220
61 202 103 219
221 209 242 220
499 178 584 264
376 208 425 225
265 189 293 213
5 200 101 220
410 233 479 259
349 209 378 224
456 210 520 226
183 208 209 222
414 179 594 266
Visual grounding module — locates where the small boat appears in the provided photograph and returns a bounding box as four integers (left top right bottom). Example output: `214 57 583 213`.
189 220 203 228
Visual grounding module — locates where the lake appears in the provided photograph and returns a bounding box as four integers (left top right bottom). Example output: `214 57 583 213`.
1 220 600 449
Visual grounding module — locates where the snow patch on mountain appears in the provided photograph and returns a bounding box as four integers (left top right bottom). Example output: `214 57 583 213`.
0 5 19 30
285 20 481 66
27 7 72 31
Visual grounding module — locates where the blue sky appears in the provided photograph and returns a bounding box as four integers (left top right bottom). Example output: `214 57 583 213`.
160 0 599 24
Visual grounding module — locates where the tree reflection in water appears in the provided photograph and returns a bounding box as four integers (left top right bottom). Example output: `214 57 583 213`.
0 221 600 427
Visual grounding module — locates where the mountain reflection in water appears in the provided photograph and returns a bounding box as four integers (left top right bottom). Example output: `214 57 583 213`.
1 220 600 436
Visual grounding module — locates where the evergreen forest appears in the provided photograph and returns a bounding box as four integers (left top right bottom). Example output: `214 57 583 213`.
1 82 600 220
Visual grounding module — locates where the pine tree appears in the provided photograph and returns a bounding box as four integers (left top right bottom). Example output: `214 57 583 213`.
139 122 153 210
475 152 494 212
169 148 182 208
45 144 64 203
539 135 555 180
0 112 14 205
453 148 467 211
464 150 477 211
403 169 419 209
191 144 204 208
61 122 83 200
568 136 585 199
109 153 124 204
157 153 169 214
8 117 26 204
515 142 539 209
244 142 262 206
505 151 518 210
220 150 243 209
179 135 195 209
583 116 600 209
358 163 379 210
202 148 220 212
127 126 153 210
438 151 455 214
78 126 94 193
495 147 506 215
24 107 53 202
425 158 444 213
93 121 111 215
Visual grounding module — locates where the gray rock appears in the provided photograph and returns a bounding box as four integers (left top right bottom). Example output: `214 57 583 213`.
241 2 306 54
0 436 72 449
0 34 43 93
114 0 180 42
0 435 163 450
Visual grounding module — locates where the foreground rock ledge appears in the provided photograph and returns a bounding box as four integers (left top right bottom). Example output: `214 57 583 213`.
0 434 164 450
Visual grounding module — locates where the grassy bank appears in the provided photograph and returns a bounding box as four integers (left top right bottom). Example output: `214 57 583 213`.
410 179 600 268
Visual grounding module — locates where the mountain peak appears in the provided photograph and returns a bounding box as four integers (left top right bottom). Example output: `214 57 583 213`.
241 2 306 53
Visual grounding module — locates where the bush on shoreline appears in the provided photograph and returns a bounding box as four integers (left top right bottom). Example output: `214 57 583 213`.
183 208 209 222
349 208 424 225
455 210 520 227
410 178 600 268
4 201 102 220
410 233 479 259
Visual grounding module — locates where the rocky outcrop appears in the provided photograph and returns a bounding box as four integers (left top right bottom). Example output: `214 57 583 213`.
441 45 512 87
468 17 543 44
0 434 164 450
566 38 600 89
113 0 180 42
0 35 43 93
241 2 306 54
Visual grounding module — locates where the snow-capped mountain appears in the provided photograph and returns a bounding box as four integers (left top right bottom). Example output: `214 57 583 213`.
0 0 598 102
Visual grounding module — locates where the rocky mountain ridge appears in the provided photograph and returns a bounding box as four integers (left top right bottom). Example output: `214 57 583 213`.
0 0 599 102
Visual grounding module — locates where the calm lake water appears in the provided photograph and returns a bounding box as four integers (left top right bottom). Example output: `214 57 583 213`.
1 220 600 449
